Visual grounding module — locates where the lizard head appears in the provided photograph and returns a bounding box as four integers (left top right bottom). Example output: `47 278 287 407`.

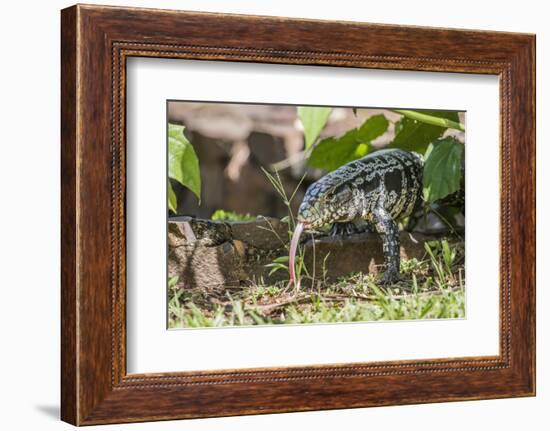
288 181 355 288
288 174 357 288
297 182 355 230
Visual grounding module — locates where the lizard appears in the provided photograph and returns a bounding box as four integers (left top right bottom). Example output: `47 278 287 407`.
288 148 424 286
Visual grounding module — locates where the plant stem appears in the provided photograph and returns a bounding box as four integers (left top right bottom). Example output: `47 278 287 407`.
392 109 465 132
270 150 307 171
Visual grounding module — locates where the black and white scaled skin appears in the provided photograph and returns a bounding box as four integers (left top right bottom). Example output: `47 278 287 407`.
296 148 424 284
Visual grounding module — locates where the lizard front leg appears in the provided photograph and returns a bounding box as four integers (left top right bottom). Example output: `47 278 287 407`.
329 222 359 238
371 207 400 284
329 221 374 238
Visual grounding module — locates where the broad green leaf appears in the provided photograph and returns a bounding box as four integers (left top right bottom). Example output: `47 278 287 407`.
168 180 177 213
308 114 389 171
423 137 464 203
298 107 332 149
169 123 185 138
168 123 201 200
389 110 459 154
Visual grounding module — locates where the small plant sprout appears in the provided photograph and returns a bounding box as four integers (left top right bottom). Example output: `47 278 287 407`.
261 168 310 291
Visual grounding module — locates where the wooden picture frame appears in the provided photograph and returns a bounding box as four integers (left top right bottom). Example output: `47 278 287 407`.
61 4 535 425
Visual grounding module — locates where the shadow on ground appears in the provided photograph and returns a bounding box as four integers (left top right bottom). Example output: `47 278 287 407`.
35 404 59 420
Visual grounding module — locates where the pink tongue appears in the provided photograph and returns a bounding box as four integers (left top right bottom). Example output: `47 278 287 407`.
288 222 305 287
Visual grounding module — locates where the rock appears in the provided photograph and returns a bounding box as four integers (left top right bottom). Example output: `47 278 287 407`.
168 218 438 293
168 240 249 292
168 218 289 292
169 216 232 246
168 236 284 293
229 217 289 250
302 231 429 279
168 216 288 249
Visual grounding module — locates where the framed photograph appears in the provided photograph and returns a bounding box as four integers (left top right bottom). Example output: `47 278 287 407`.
61 4 535 425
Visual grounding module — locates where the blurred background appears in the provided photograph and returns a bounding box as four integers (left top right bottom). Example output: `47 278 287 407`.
168 101 465 221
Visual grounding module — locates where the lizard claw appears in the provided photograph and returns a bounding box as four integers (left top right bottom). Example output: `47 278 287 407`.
329 222 359 238
380 269 400 285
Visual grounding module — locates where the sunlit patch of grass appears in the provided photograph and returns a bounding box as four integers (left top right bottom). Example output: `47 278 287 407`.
210 209 257 221
168 239 465 328
169 159 465 328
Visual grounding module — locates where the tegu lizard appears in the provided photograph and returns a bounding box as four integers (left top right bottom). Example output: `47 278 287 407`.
288 148 424 285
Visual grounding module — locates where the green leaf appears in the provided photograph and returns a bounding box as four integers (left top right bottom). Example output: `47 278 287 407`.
298 106 332 149
168 123 185 138
168 275 179 289
308 114 389 171
168 123 201 200
211 209 256 221
265 262 289 276
168 180 177 213
272 256 289 263
423 137 464 203
389 110 459 154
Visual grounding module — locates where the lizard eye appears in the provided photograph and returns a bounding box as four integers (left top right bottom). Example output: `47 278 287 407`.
331 187 353 204
328 195 338 203
320 194 331 204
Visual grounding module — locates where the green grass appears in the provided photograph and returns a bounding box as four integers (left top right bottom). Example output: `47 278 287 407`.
210 209 257 221
170 169 465 328
168 239 465 328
